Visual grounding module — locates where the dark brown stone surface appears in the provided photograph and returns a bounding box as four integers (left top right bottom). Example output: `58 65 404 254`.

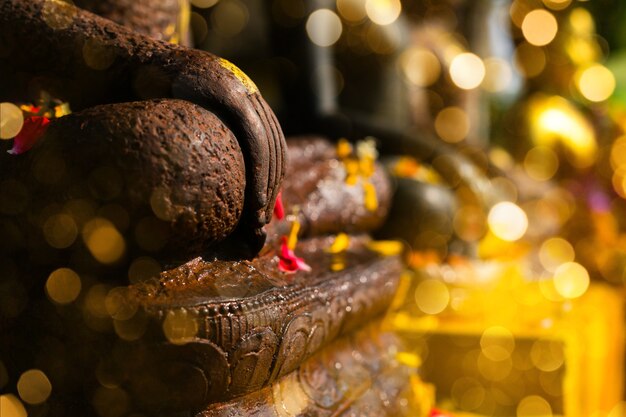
0 99 246 259
1 235 403 416
266 137 392 242
74 0 187 44
0 0 286 253
198 323 414 417
119 235 403 411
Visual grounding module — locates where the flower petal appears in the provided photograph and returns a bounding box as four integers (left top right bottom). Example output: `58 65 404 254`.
8 116 50 155
294 257 311 272
278 236 311 273
326 233 350 254
273 190 285 220
279 257 298 273
429 409 453 417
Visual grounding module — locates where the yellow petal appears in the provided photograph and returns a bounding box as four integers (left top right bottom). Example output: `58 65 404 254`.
359 156 375 178
327 233 350 253
336 138 353 159
363 181 378 212
393 156 421 177
345 174 359 186
367 240 403 256
344 158 359 175
287 219 301 250
330 260 346 271
396 351 422 368
54 103 71 118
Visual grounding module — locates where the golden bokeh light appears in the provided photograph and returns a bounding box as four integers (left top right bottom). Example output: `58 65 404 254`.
553 261 589 299
42 0 76 30
516 395 552 417
480 326 515 361
542 0 571 11
441 35 464 64
461 385 486 411
365 0 401 26
510 0 532 28
85 284 110 319
610 136 626 170
477 352 513 382
522 9 558 47
449 53 485 90
17 369 52 405
95 363 119 390
306 9 343 47
569 7 595 35
114 313 148 341
576 64 616 102
399 47 441 87
539 371 562 397
83 218 126 264
489 148 515 171
451 377 485 411
105 287 137 321
211 0 249 38
414 279 449 314
539 237 575 272
0 394 27 417
64 198 96 227
612 167 626 199
539 272 565 302
530 339 564 372
523 146 559 181
566 38 600 67
0 102 24 140
483 57 513 93
163 308 199 344
82 38 116 70
529 95 597 168
491 176 518 203
191 12 209 44
453 205 487 242
92 386 130 417
150 187 175 221
514 42 546 78
434 106 470 143
365 23 400 54
336 0 367 22
46 267 81 304
487 202 528 242
43 213 78 249
128 256 161 283
191 0 218 8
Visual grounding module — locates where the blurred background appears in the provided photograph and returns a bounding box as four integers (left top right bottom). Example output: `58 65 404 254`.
185 0 626 415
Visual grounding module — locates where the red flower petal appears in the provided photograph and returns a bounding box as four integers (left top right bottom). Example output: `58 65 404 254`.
21 104 41 114
429 409 453 417
294 257 312 272
8 116 50 155
278 236 311 274
273 190 285 220
278 256 298 273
